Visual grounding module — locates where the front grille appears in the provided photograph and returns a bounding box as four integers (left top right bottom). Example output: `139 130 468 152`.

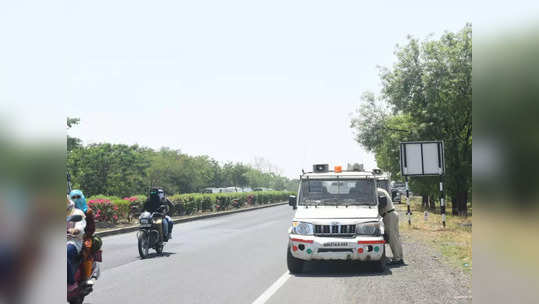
314 224 356 237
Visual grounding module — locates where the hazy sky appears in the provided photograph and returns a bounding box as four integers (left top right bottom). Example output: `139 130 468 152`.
3 1 536 178
66 1 470 179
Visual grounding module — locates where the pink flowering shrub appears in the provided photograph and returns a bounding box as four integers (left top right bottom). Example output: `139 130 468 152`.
122 195 146 222
88 198 120 224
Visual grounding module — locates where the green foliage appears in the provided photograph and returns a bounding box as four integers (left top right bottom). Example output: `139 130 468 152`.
87 197 120 224
67 117 81 152
86 191 291 224
68 144 150 197
68 142 298 197
351 24 472 214
166 191 292 216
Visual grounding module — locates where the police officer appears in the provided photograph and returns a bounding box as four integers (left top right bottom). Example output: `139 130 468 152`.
377 188 404 265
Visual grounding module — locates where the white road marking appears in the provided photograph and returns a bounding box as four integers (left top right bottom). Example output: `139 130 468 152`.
251 271 291 304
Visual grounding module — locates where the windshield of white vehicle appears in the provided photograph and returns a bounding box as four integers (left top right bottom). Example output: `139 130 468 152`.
299 179 377 206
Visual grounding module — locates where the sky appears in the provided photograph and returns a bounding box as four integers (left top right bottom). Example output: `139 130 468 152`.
2 1 538 178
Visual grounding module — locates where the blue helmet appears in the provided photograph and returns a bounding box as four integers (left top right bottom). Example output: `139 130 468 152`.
69 189 87 212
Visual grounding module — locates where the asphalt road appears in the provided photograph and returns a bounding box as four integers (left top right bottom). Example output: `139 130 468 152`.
85 204 471 304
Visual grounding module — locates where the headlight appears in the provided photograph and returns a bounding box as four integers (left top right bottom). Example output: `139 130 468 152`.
139 218 150 224
356 222 382 236
291 221 314 235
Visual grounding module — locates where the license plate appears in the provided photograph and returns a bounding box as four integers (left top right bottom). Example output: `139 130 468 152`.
94 250 102 262
323 242 350 247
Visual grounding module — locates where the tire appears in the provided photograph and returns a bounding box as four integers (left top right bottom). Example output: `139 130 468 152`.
69 297 84 304
156 243 164 255
374 259 386 272
287 246 304 274
374 247 387 273
138 231 150 259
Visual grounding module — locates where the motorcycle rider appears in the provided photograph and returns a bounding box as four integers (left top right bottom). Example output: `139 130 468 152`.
69 189 96 285
143 187 173 240
67 197 86 292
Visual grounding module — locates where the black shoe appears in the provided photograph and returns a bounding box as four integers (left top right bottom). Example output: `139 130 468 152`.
388 259 404 265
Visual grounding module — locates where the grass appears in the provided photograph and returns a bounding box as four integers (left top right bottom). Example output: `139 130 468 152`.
397 197 472 273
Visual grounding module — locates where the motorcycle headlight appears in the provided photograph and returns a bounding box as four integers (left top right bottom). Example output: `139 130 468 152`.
356 222 382 236
291 221 314 235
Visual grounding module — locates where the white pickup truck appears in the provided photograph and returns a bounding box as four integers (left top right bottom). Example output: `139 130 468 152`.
287 164 387 273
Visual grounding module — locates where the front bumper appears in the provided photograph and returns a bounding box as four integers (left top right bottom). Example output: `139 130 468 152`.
289 234 385 261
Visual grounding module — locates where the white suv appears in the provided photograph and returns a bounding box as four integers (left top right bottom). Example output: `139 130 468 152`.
287 164 386 273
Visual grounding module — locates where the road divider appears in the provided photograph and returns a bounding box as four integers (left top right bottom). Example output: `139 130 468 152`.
95 201 287 237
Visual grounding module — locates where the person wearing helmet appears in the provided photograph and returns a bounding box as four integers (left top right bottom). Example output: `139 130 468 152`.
377 188 404 265
69 190 96 285
143 187 174 240
67 196 86 292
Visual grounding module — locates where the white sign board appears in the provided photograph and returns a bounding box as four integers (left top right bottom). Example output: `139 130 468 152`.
400 141 445 176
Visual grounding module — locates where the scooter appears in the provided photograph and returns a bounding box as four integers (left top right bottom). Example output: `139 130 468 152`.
67 214 102 304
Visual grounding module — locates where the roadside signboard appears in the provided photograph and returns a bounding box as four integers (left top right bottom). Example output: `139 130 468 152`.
399 140 446 227
400 141 445 176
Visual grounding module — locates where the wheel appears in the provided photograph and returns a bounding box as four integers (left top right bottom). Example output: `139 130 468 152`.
374 246 387 272
156 243 164 254
374 259 386 272
287 246 304 274
138 231 150 259
69 296 84 304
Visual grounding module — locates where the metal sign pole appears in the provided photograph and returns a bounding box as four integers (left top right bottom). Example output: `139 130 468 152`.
67 172 72 195
440 176 446 228
405 176 411 225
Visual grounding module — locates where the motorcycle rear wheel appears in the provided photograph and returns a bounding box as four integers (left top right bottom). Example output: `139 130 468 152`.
69 296 84 304
138 232 150 259
156 244 164 254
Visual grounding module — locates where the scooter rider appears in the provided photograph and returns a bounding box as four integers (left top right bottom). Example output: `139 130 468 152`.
143 187 173 240
377 188 404 265
67 197 86 292
69 189 96 285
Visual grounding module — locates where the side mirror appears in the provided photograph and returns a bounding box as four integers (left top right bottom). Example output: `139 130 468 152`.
288 195 297 209
378 196 387 209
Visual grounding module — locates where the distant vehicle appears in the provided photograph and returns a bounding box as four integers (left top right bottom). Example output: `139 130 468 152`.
375 173 390 193
202 187 219 194
222 187 238 193
391 189 401 203
389 181 411 203
286 164 386 274
253 187 273 192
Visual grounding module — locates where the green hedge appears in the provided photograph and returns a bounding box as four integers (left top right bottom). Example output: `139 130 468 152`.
87 191 293 223
167 191 293 216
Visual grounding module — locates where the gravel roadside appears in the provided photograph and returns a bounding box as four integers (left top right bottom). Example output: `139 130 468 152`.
341 232 472 304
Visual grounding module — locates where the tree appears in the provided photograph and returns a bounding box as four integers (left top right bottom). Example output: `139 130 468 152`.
68 142 297 196
67 117 82 152
352 24 472 216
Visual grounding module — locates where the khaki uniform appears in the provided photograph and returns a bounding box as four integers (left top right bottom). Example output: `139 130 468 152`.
378 188 403 261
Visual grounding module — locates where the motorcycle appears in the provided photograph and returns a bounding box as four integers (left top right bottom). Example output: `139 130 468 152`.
137 205 169 259
67 214 102 304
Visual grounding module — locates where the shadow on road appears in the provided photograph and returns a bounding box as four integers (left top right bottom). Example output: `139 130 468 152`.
138 251 177 260
295 260 393 277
